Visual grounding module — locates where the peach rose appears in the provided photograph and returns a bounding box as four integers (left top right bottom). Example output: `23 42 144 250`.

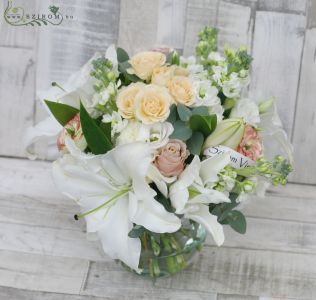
237 125 263 161
57 113 87 152
116 82 144 119
135 84 172 124
154 139 188 177
168 76 195 106
129 51 166 81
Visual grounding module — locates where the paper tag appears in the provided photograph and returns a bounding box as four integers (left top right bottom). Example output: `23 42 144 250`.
203 145 255 169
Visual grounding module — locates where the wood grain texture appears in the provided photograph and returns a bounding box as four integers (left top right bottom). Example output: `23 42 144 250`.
0 0 38 48
156 0 188 50
118 0 159 55
291 29 316 184
183 0 219 56
217 1 252 51
0 287 111 300
258 0 307 14
218 294 258 300
82 260 217 300
249 11 306 136
0 47 35 157
0 250 89 294
86 246 316 299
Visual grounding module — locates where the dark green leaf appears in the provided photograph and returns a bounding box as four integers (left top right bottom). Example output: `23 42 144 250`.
116 47 129 63
170 120 192 141
167 104 177 123
177 104 192 122
191 106 209 116
166 51 180 65
187 131 204 155
99 122 112 140
228 210 247 234
44 100 79 126
80 102 112 154
128 225 145 238
189 114 217 137
118 61 131 73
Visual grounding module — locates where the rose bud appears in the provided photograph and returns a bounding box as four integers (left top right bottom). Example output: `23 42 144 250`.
57 113 87 153
237 125 263 161
154 139 189 177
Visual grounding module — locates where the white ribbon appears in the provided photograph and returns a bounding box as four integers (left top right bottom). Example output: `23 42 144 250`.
203 145 255 169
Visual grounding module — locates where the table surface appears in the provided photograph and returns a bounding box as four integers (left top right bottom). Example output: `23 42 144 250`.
0 157 315 300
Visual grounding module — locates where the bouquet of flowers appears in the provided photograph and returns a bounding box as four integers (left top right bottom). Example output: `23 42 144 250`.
26 27 293 278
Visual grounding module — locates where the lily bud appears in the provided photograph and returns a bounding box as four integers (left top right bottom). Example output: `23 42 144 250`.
203 118 245 150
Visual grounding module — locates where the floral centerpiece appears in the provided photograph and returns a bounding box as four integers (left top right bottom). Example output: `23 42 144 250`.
25 27 293 278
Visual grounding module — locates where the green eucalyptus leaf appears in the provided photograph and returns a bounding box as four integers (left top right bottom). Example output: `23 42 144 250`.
191 106 209 116
128 225 145 238
170 120 192 141
44 100 79 126
167 104 177 123
228 210 247 234
116 47 129 63
189 114 217 137
177 104 192 122
187 131 204 155
80 102 112 155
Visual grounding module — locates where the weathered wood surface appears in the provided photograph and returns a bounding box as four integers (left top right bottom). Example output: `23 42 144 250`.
249 11 306 136
291 28 316 184
0 157 316 299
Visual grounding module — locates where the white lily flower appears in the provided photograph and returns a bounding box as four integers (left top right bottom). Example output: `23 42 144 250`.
169 153 231 246
52 141 181 271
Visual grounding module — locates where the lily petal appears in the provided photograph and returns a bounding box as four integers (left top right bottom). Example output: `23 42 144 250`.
97 196 141 272
185 205 224 246
190 188 231 204
129 192 181 233
200 152 231 184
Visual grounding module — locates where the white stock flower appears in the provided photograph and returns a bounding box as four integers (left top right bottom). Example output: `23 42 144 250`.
52 141 181 271
180 56 204 75
230 98 260 126
207 52 225 62
169 153 231 246
191 79 221 108
102 111 128 137
116 121 173 149
212 65 227 86
222 72 242 98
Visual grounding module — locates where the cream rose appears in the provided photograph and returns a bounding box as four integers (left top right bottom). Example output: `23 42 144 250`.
168 76 195 106
135 84 172 124
152 66 175 86
116 82 144 119
129 51 166 81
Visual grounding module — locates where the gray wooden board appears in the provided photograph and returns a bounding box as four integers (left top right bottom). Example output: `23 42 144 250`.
291 29 316 184
0 47 35 157
0 250 89 294
118 0 159 55
85 246 316 299
258 0 307 14
0 286 111 300
249 11 306 136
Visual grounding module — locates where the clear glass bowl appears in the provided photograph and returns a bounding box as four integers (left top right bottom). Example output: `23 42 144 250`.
120 221 207 278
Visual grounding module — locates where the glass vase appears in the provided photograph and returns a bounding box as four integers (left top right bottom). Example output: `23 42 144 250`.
121 221 206 278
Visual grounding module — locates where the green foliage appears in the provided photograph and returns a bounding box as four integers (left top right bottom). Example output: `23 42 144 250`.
186 131 204 155
170 120 193 141
128 225 146 238
196 27 218 60
166 51 180 65
44 100 79 126
177 104 192 122
225 46 253 73
167 104 178 123
189 114 217 137
191 106 209 116
116 47 129 63
79 102 112 154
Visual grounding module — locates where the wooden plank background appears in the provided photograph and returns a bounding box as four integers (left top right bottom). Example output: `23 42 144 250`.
0 0 316 299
